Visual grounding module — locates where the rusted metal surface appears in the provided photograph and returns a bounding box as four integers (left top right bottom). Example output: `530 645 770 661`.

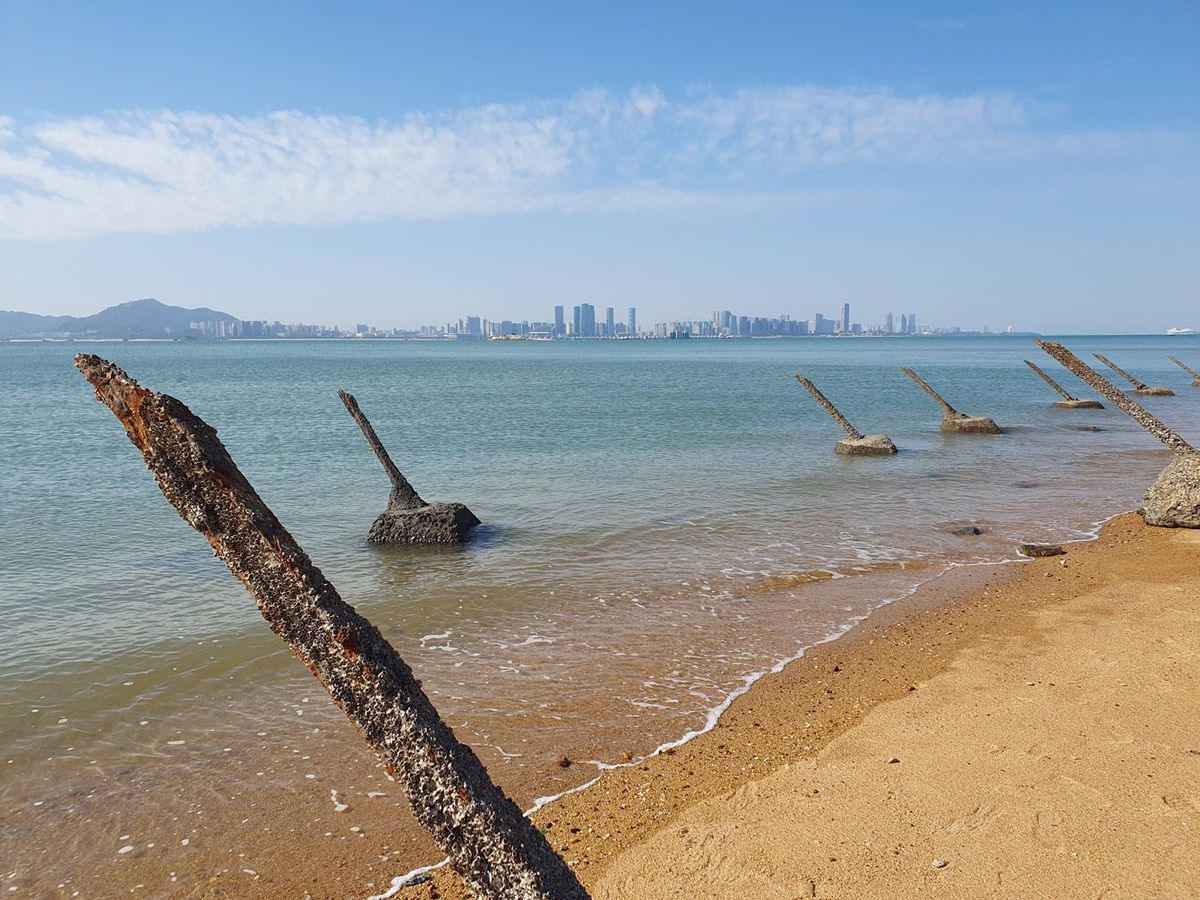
899 367 958 416
1169 355 1200 379
900 367 1001 433
795 375 863 438
338 389 425 512
1023 359 1076 401
1092 353 1148 391
1036 342 1195 454
76 355 588 900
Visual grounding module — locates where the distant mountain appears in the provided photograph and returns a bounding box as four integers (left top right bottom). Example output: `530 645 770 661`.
0 298 240 339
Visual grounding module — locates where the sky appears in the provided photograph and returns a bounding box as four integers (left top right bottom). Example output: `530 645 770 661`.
1 1 1197 332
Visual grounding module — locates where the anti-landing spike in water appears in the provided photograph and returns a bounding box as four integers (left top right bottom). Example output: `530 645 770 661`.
794 375 897 455
1036 341 1200 528
1168 355 1200 386
338 389 426 510
75 354 588 900
900 367 1002 434
1092 354 1174 397
1023 360 1104 409
338 389 480 544
1036 342 1193 454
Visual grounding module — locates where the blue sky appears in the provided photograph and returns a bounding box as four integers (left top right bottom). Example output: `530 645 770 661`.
1 1 1197 332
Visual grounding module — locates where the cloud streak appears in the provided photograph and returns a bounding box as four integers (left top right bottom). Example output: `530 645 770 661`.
0 85 1182 239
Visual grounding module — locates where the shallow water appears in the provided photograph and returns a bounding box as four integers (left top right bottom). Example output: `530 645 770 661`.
2 334 1198 891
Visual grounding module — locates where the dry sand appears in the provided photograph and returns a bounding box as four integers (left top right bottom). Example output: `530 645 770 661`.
412 514 1199 899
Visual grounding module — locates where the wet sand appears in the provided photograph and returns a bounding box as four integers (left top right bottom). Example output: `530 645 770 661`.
411 513 1199 899
6 513 1196 898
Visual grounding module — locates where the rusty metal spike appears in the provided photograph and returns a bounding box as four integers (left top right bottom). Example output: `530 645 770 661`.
338 389 425 512
1168 355 1200 379
1092 353 1147 390
75 354 588 900
795 375 864 439
1036 342 1194 454
1023 360 1076 401
900 367 958 416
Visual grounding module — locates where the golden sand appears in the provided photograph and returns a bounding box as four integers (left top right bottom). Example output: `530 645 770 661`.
414 514 1199 899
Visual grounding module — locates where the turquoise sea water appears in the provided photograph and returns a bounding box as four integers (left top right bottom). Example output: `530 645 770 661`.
1 334 1198 889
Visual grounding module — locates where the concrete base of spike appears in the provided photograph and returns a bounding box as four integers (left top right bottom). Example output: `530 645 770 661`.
941 413 1002 434
1134 386 1175 396
1141 454 1200 529
1053 399 1105 409
835 434 898 456
368 503 481 544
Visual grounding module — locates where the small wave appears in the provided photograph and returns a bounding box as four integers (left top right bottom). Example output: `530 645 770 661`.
513 635 555 647
744 558 933 594
371 509 1129 899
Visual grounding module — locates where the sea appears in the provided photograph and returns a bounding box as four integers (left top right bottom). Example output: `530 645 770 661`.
2 334 1197 895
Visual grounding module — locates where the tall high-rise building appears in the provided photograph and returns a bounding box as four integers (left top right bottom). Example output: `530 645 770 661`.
466 315 482 335
627 306 637 336
907 313 917 335
605 306 615 336
899 314 908 335
840 302 851 334
554 305 565 336
572 305 582 336
885 312 894 335
580 302 596 337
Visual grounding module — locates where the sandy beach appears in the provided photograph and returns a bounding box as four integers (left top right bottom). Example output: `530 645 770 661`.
407 512 1199 899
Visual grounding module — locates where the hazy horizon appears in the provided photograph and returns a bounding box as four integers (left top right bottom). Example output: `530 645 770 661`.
1 1 1197 332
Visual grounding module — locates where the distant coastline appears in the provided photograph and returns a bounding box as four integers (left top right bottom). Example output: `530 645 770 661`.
4 297 1192 342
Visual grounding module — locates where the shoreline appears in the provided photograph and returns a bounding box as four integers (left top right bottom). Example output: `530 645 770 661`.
2 510 1187 899
408 512 1200 898
379 552 1040 897
0 512 1128 900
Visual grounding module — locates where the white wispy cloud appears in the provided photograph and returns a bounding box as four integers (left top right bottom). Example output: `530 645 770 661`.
0 85 1180 240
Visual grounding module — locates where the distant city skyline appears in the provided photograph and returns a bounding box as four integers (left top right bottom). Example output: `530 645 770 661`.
1 2 1197 333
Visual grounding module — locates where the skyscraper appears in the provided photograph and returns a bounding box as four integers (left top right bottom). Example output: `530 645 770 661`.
554 305 565 336
580 302 596 337
908 313 917 335
885 312 894 335
899 314 908 335
572 305 582 336
840 302 851 333
627 306 637 336
605 306 615 337
813 313 835 335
